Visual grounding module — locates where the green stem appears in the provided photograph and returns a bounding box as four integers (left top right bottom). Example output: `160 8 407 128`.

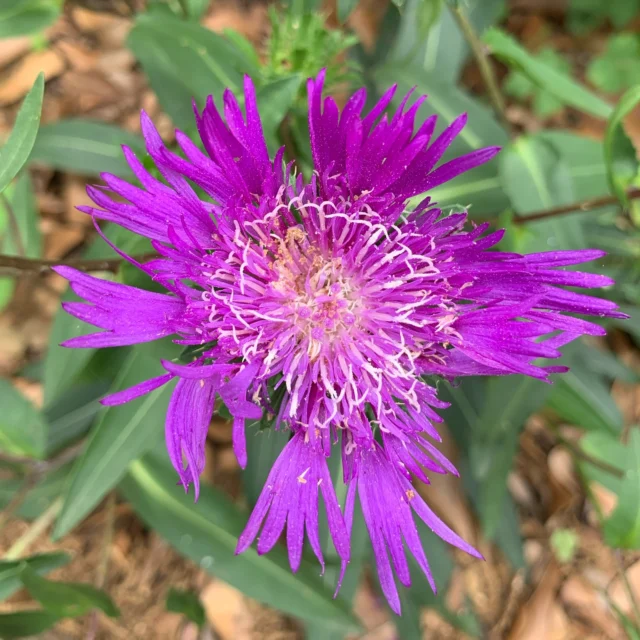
451 4 513 136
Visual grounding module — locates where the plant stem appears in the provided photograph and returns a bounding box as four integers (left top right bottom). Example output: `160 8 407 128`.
555 434 624 479
0 188 638 276
4 497 63 560
0 441 85 531
451 4 513 136
511 188 640 225
615 551 640 626
0 252 157 277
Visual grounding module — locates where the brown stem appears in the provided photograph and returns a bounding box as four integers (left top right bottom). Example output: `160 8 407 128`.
0 187 638 276
0 252 157 277
556 435 624 479
0 193 26 258
511 188 640 225
451 4 513 136
0 441 85 530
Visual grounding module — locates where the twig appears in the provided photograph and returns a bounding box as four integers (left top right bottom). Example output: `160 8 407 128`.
556 435 624 479
0 440 85 531
0 475 40 530
85 492 116 640
451 3 513 136
4 497 63 560
614 550 640 626
0 253 157 277
0 193 26 258
0 187 638 277
511 188 640 224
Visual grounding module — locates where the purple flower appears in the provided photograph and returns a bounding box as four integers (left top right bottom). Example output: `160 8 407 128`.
55 70 624 614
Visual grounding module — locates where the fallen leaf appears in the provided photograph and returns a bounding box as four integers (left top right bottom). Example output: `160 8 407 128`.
0 50 65 106
509 562 570 640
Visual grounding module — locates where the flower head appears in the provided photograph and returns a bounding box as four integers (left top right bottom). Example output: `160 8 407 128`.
56 70 624 614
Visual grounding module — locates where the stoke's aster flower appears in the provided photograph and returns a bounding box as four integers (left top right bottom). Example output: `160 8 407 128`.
56 70 623 614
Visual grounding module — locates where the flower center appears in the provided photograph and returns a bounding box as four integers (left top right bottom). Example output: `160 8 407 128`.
270 227 363 358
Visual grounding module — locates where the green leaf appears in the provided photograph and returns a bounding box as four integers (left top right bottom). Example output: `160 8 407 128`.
547 371 622 434
587 34 640 95
604 85 640 207
388 0 504 82
0 552 70 601
0 611 60 638
0 73 44 194
471 376 551 537
580 431 625 495
20 564 119 618
0 462 70 520
504 48 572 118
538 131 610 200
337 0 358 22
609 0 640 28
484 28 613 119
31 120 145 177
499 135 584 252
127 13 260 128
242 423 290 506
53 342 180 538
43 224 141 405
0 172 42 312
165 587 205 628
604 429 640 548
567 0 608 34
120 453 360 631
440 377 529 564
255 75 302 154
0 379 47 458
0 0 61 39
550 528 579 563
183 0 209 20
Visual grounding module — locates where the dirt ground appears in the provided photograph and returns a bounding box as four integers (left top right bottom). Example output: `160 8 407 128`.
1 0 640 638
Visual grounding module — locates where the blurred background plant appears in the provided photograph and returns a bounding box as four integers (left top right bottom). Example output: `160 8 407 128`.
0 0 640 638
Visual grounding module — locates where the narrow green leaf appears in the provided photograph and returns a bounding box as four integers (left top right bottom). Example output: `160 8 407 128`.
0 172 42 311
165 587 205 628
184 0 209 20
548 371 622 433
43 225 141 405
255 75 302 154
127 13 260 123
337 0 359 22
0 379 47 458
604 429 640 549
0 611 60 638
484 28 613 119
0 552 70 601
20 564 119 618
579 431 625 495
120 453 360 631
0 463 71 521
388 0 504 82
242 423 290 506
31 120 145 177
538 131 609 201
473 376 551 536
0 73 44 194
604 85 640 207
53 342 180 538
499 135 584 252
587 34 640 94
0 0 61 38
